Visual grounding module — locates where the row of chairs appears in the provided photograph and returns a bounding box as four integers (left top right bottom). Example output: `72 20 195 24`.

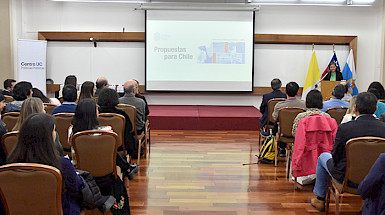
0 130 121 215
1 104 150 166
259 99 385 214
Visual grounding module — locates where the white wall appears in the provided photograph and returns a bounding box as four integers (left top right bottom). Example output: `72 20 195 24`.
10 0 383 107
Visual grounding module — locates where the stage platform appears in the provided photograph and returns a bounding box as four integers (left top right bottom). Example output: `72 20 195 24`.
148 105 261 130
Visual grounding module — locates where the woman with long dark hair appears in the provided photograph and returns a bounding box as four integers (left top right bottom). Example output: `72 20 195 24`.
97 88 138 158
32 87 61 105
71 99 138 179
78 81 95 102
7 113 84 215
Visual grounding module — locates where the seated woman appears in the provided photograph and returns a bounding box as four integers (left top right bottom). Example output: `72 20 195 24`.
7 113 84 215
341 95 357 124
70 98 138 180
98 88 138 158
358 153 385 215
292 89 331 137
12 97 64 156
78 81 95 103
32 87 61 106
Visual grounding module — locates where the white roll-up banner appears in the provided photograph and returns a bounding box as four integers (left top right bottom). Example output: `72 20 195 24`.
17 39 47 95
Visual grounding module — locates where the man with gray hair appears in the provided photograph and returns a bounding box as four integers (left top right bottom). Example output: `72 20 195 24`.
119 80 146 134
95 77 109 97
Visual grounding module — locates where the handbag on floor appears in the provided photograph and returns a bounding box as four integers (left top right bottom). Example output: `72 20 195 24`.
258 134 276 164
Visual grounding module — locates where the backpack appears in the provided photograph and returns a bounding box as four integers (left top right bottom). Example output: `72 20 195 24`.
258 134 276 164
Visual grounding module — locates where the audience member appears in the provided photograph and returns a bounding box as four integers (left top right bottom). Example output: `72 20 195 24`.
368 81 385 99
78 81 95 102
320 84 349 112
133 79 149 120
32 88 61 105
292 90 330 137
2 79 16 96
259 78 286 127
358 153 385 215
119 80 146 135
341 95 357 124
340 80 352 101
323 62 343 81
368 88 385 118
7 113 83 215
12 97 64 156
272 82 305 121
98 88 138 157
4 81 32 113
310 92 385 212
57 75 78 98
0 93 8 164
95 77 109 97
52 85 78 115
71 99 138 180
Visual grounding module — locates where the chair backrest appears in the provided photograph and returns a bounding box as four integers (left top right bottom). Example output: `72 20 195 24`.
2 112 20 131
98 113 125 150
1 131 19 156
117 104 136 134
344 137 385 188
72 130 118 178
4 95 14 103
278 107 306 138
44 103 57 115
378 99 385 104
326 107 348 125
0 163 63 215
267 98 286 125
53 113 74 151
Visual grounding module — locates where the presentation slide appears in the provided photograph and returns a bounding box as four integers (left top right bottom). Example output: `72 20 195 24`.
146 10 254 92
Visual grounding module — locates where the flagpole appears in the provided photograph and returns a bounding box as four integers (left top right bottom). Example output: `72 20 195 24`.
333 44 335 52
312 43 314 52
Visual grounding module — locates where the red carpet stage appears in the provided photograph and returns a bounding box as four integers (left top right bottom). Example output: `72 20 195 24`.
148 105 261 130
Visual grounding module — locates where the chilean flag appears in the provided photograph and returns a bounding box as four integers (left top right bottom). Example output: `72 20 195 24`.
321 52 341 79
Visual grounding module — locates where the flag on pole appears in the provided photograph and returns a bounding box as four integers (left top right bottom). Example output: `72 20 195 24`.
321 52 341 78
342 49 358 96
302 51 321 100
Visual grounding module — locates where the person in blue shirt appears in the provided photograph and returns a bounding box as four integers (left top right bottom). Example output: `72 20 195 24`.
52 85 78 115
320 84 349 112
368 88 385 118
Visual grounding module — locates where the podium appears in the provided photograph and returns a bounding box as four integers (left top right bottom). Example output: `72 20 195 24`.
321 81 340 101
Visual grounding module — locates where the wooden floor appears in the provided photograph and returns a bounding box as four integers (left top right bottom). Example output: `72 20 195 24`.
127 130 362 215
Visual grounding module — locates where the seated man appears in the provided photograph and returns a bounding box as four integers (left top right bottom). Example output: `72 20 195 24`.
2 79 16 96
272 81 306 121
94 77 109 97
259 78 287 127
310 92 385 212
5 81 32 112
320 84 349 112
119 80 146 135
52 85 77 115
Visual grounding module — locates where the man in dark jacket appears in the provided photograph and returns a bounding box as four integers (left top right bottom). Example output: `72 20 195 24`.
258 78 286 127
311 92 385 212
